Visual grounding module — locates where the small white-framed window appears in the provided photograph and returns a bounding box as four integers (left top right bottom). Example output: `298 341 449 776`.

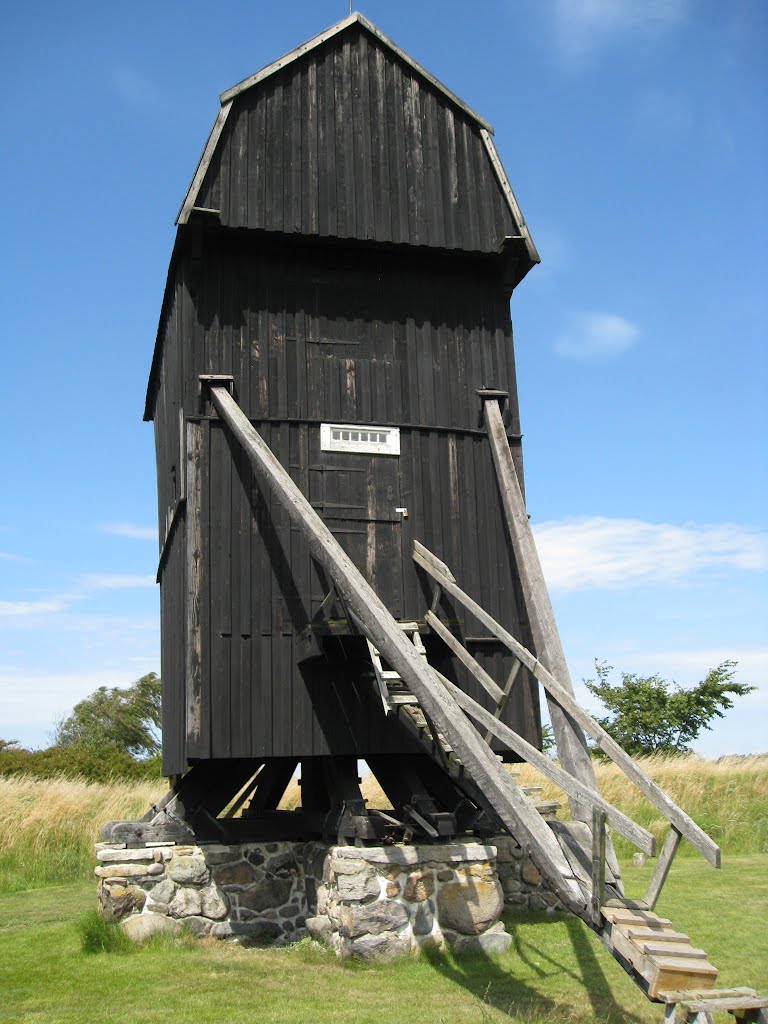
320 423 400 456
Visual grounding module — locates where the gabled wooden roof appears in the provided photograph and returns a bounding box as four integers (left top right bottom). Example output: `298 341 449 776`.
220 13 493 130
175 12 538 263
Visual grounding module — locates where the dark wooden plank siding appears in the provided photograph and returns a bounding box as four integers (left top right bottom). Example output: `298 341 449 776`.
195 25 517 252
152 235 540 764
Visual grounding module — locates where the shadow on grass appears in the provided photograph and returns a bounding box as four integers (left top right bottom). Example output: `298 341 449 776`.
422 911 648 1024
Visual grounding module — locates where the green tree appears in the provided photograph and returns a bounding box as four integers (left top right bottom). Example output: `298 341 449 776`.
540 723 556 754
584 660 754 757
53 673 161 759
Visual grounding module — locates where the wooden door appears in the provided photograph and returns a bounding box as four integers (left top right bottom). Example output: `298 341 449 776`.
310 451 404 615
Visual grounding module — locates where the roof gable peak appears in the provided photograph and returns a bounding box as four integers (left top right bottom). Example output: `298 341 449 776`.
219 11 493 134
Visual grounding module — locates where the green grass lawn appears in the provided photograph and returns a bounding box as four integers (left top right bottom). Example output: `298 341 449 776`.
1 857 766 1024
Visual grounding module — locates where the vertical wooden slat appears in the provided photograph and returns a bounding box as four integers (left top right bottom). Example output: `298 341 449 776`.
370 43 392 242
288 62 303 233
422 87 445 247
305 57 319 235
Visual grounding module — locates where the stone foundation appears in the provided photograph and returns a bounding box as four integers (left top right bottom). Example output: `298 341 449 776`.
95 835 563 954
95 840 315 945
493 835 567 914
307 842 509 957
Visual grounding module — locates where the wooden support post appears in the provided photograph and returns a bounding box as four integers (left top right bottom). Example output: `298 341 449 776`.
480 394 597 822
206 382 587 914
644 827 682 911
414 541 719 868
484 660 522 745
591 807 607 925
244 759 298 815
222 770 262 819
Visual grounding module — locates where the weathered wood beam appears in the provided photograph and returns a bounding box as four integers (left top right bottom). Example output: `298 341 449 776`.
425 609 504 704
185 420 205 756
222 770 262 819
591 808 607 925
431 668 655 856
481 395 597 822
140 759 261 825
245 759 299 814
479 132 540 266
414 545 720 869
485 660 522 745
176 102 233 225
206 383 586 913
644 827 682 911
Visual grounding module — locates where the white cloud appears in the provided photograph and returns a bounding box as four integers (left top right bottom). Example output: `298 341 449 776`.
554 311 640 359
0 667 160 743
0 598 71 618
552 0 689 66
0 573 155 619
101 522 157 541
81 574 156 590
533 516 768 593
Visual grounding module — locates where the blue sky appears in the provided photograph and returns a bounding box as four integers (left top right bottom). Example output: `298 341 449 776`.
1 0 765 756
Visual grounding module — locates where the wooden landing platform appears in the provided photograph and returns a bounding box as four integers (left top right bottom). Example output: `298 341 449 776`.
660 987 768 1023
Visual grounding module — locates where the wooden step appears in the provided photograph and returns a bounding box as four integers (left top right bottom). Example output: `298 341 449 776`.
602 907 672 928
626 927 690 944
647 955 718 1000
639 943 707 960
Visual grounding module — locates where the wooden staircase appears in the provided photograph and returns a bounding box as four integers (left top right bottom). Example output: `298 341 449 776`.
601 907 718 1000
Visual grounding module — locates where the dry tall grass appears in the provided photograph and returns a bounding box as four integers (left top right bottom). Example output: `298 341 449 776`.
2 755 765 892
0 774 161 892
503 754 768 858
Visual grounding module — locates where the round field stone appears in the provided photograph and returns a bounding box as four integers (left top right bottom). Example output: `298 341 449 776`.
436 878 503 935
521 858 542 887
123 915 181 942
168 855 209 885
403 871 434 902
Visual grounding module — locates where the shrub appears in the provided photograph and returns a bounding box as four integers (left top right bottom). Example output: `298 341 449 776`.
0 742 163 784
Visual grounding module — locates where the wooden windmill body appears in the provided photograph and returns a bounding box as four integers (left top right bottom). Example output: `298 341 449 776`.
125 16 763 1017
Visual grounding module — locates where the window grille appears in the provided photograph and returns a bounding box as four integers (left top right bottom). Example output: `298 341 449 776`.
320 423 400 455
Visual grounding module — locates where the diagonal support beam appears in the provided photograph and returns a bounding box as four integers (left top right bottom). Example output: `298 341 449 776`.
431 667 655 856
414 542 720 869
426 610 504 704
206 382 587 913
481 394 597 821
